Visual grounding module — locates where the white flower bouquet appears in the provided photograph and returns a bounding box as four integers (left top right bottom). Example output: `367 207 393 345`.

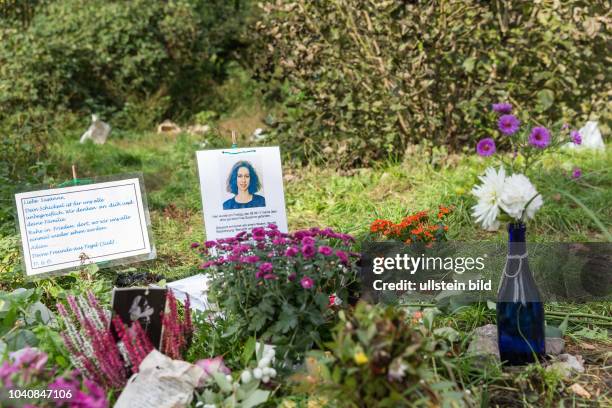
472 167 543 231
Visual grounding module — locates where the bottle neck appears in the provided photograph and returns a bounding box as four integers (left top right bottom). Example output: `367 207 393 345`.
508 222 527 255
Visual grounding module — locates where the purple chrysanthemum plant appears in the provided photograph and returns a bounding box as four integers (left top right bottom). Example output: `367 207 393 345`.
192 224 359 359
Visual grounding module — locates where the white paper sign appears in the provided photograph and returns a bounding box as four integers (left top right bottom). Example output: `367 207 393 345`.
167 274 212 312
196 146 288 240
15 178 153 277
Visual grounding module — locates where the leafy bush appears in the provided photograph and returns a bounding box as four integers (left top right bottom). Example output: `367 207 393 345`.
0 288 58 354
194 225 359 360
253 0 610 168
294 302 466 407
0 0 252 124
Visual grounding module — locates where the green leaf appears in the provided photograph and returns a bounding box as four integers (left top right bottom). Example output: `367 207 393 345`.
25 301 55 325
212 372 233 393
462 57 476 73
433 327 460 342
536 89 555 111
544 324 562 338
241 337 256 366
248 313 267 332
5 329 37 350
274 309 298 334
558 314 569 336
240 389 270 408
85 263 99 275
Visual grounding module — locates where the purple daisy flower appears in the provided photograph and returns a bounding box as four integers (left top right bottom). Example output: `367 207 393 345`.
318 246 333 256
258 262 273 274
252 227 266 241
263 273 278 280
288 272 297 281
476 138 496 157
301 244 316 259
300 276 314 289
335 250 349 265
528 126 551 148
285 246 299 257
570 130 582 145
498 114 520 135
242 255 260 264
492 102 512 114
301 236 315 246
572 167 582 179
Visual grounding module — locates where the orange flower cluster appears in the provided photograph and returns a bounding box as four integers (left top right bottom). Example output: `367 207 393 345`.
370 206 452 244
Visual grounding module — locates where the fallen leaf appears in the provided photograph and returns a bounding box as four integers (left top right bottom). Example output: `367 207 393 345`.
569 383 591 399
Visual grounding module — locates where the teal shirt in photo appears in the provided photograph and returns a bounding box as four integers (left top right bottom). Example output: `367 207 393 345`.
223 194 266 210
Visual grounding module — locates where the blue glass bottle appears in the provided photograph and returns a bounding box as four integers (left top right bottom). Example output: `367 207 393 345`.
496 222 545 365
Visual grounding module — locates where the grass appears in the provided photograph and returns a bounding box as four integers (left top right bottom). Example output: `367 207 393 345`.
1 127 610 407
26 129 608 282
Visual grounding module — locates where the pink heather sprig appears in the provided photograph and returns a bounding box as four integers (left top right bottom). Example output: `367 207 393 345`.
87 290 110 328
57 293 129 391
112 316 153 372
160 291 193 360
161 290 183 359
79 308 124 389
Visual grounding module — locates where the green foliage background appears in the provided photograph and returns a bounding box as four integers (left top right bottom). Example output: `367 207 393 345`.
0 0 252 225
252 0 610 168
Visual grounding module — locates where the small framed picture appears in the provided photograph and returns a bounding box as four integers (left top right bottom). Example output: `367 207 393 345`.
111 287 167 348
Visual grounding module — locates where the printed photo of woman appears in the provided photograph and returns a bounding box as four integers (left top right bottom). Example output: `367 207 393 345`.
223 160 266 210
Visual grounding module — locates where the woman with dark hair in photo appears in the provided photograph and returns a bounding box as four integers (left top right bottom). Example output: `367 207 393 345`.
223 161 266 210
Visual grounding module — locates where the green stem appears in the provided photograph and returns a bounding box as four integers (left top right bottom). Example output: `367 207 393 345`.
545 311 612 322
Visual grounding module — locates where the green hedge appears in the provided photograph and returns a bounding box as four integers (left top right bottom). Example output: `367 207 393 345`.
0 0 250 125
253 0 610 168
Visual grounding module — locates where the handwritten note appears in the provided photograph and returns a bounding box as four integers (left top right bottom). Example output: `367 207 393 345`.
15 178 153 277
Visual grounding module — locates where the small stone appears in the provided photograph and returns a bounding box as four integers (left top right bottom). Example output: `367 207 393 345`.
558 353 585 373
545 337 565 355
569 383 591 399
467 325 564 361
186 124 210 135
157 120 181 135
547 353 585 379
467 324 499 362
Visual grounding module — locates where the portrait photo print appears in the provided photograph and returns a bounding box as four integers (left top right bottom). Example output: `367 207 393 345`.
220 158 266 210
196 146 288 241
